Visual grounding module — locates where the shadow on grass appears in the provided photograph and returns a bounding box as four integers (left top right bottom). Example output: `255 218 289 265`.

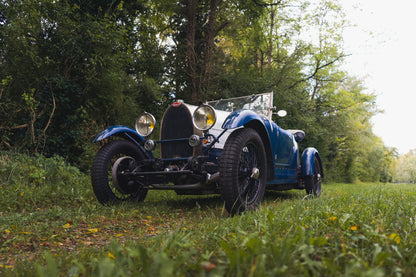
155 194 225 212
263 189 304 202
133 189 304 214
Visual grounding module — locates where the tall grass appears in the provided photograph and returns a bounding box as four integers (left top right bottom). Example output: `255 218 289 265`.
1 152 416 276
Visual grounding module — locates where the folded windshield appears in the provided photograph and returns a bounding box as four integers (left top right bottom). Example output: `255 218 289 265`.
208 92 273 119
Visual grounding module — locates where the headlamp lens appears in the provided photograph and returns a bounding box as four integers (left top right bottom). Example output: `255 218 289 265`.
193 105 216 131
135 112 156 137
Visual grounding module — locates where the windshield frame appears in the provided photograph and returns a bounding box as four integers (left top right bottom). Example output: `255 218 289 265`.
207 92 274 120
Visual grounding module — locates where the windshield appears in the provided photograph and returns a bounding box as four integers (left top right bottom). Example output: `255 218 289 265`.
208 92 273 120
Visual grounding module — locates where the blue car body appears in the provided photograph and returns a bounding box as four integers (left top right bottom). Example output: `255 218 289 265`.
91 92 323 213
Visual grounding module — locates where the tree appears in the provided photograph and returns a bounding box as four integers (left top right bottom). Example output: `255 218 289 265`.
394 150 416 183
0 0 394 182
0 1 134 164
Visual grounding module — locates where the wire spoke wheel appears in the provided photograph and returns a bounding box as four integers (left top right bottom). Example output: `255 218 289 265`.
238 144 261 203
220 128 267 215
91 140 148 204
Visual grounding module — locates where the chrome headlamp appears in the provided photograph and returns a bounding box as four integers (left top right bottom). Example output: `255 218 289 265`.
192 104 216 131
135 112 156 137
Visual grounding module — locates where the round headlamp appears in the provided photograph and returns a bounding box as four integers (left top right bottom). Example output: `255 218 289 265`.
135 112 156 137
192 104 216 131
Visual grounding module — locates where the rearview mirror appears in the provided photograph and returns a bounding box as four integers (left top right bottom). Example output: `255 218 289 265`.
277 110 287 117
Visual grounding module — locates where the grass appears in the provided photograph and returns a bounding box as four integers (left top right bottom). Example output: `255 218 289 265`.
1 152 416 276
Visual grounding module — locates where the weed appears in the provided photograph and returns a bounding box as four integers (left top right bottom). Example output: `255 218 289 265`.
1 153 416 276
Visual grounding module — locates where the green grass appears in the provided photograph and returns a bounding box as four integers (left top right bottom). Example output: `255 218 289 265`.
1 152 416 276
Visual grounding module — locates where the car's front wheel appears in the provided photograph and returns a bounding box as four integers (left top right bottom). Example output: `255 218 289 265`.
91 140 148 204
220 128 267 215
305 155 322 197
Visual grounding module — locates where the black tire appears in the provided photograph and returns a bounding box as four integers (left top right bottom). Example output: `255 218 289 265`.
91 140 148 204
220 128 267 215
305 155 322 197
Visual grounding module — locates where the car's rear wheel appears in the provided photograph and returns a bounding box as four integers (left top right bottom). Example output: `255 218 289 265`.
220 128 267 215
305 155 322 197
91 140 148 204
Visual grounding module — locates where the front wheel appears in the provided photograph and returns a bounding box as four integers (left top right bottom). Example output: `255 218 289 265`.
91 140 148 204
305 155 322 197
220 128 267 215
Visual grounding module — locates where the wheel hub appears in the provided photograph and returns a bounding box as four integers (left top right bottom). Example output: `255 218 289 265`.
316 173 322 182
112 156 136 194
251 167 260 179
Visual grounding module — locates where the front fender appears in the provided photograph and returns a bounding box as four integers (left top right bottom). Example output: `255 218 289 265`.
301 147 322 176
93 125 152 157
222 110 266 130
93 125 146 143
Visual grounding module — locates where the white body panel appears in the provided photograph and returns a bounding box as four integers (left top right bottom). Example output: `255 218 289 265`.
185 103 233 150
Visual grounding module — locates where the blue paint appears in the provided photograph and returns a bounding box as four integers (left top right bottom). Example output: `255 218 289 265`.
222 110 266 130
219 108 316 184
93 102 322 187
301 147 319 176
93 125 145 143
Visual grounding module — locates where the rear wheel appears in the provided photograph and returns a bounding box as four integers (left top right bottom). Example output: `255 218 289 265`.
305 155 322 197
91 140 148 204
220 128 267 215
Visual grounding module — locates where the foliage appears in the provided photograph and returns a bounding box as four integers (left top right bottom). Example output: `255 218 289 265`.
393 150 416 183
1 153 416 275
0 0 168 168
0 151 91 211
0 0 396 181
304 77 391 183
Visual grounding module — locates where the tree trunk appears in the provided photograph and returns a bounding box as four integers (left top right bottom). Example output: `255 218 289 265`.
267 8 275 68
200 0 217 101
186 0 198 104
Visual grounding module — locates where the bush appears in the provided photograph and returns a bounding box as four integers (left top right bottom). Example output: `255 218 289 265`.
0 151 92 212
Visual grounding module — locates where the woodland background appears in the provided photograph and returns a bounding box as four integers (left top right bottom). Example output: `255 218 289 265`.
0 0 414 183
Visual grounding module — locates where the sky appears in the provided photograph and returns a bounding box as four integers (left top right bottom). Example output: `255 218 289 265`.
339 0 416 154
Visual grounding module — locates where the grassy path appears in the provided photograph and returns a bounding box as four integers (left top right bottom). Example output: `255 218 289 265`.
1 156 416 276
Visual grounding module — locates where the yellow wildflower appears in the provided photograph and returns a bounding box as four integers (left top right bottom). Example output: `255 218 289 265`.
87 228 98 234
389 233 400 244
108 252 115 260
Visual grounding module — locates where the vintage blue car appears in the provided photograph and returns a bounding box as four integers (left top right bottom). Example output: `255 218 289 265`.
91 92 323 215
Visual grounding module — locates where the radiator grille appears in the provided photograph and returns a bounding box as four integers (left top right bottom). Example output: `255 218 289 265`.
160 103 195 159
